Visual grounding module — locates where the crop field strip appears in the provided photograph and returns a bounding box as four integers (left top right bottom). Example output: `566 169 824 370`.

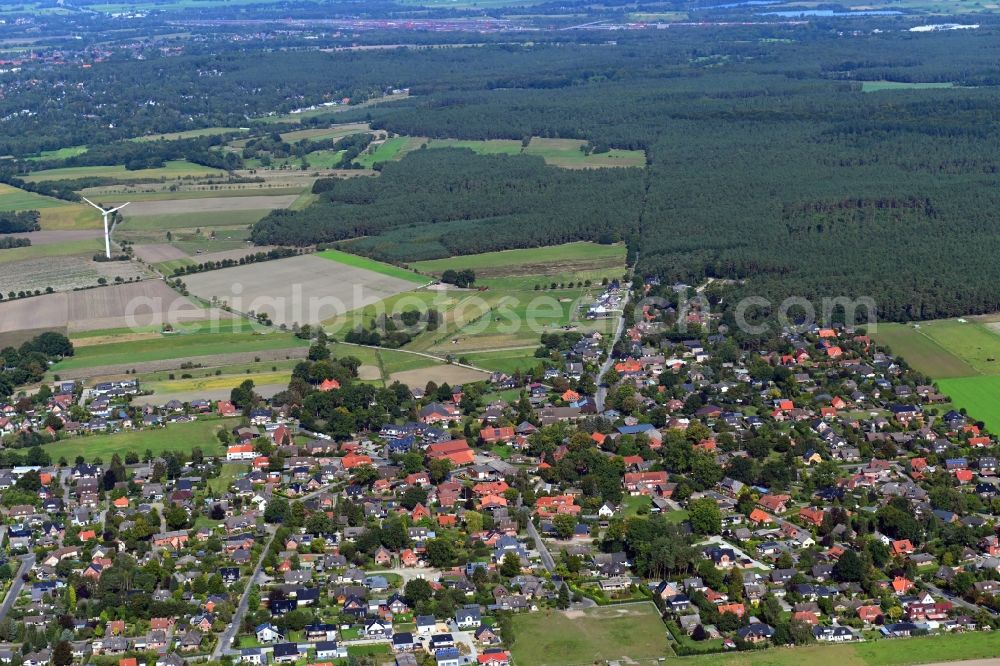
873 316 1000 429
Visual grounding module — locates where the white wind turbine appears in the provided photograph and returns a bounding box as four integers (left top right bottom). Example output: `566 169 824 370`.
82 197 130 259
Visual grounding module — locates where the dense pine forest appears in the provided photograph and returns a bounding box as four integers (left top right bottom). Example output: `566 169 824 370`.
8 22 1000 320
248 28 1000 322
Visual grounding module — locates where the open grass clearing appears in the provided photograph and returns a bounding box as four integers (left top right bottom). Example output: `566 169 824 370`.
524 137 646 168
353 136 422 168
24 160 226 183
0 184 100 230
375 136 644 169
42 417 237 462
25 145 88 161
861 81 956 92
510 604 671 666
409 241 626 290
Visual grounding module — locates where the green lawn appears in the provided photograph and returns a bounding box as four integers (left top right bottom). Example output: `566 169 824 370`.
208 463 248 494
44 417 236 461
53 328 308 371
316 248 428 284
511 604 671 666
861 81 955 92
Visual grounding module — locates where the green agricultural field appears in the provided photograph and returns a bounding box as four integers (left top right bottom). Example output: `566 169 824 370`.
81 187 305 202
43 417 237 461
0 238 102 264
870 322 976 378
146 371 292 396
121 209 269 231
317 248 428 284
511 604 671 666
53 328 308 371
861 81 955 92
0 183 76 210
410 241 626 290
936 376 1000 430
24 160 226 183
875 317 1000 376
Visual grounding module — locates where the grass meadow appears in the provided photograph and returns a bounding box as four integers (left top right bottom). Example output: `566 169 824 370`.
54 327 307 371
873 316 1000 428
43 417 237 461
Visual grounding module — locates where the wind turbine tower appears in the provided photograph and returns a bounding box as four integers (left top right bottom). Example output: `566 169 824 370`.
83 197 130 259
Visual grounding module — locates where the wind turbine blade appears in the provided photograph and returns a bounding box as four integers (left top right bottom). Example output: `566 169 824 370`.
81 197 104 212
107 202 131 214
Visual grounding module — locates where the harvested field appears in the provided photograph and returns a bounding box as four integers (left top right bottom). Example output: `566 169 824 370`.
181 254 420 327
119 195 298 217
133 244 189 263
389 364 489 388
53 346 309 381
358 365 381 381
0 255 146 294
0 281 230 335
3 229 101 245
